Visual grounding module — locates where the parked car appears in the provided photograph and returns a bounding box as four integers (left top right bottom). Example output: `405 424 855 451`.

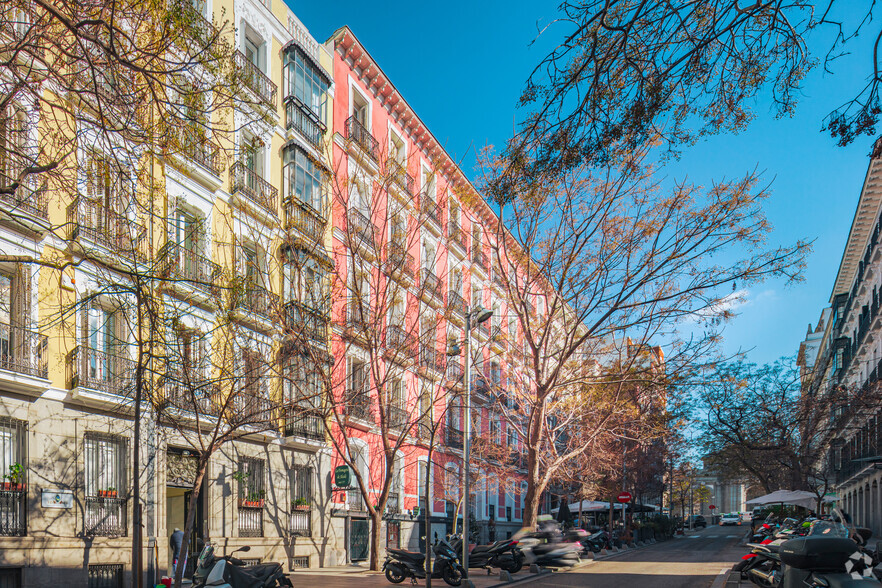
720 513 740 525
688 515 707 528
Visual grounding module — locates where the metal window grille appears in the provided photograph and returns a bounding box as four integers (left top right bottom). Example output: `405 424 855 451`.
0 418 26 537
291 556 309 569
84 433 127 536
88 564 123 588
237 457 265 537
289 465 312 536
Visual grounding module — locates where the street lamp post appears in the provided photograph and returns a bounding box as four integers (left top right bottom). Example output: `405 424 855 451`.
448 306 492 587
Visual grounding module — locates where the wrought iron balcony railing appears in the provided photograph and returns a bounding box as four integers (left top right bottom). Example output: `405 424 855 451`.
420 268 443 302
159 241 221 295
0 322 48 379
472 249 489 273
286 199 325 244
387 245 415 280
0 183 48 221
445 426 464 450
348 208 376 246
68 196 146 258
289 509 311 537
233 284 279 321
285 96 325 149
447 290 466 317
446 360 464 384
164 375 221 417
448 221 467 251
233 49 277 108
388 160 414 196
69 346 135 397
386 325 418 356
284 301 329 342
238 505 263 537
85 496 127 536
283 405 324 440
345 391 372 422
386 404 408 429
345 116 379 161
230 162 278 216
0 490 26 536
420 196 442 228
170 126 224 176
420 344 445 374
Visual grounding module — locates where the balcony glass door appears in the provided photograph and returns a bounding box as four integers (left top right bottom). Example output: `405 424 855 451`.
172 210 199 279
87 307 115 382
0 275 10 362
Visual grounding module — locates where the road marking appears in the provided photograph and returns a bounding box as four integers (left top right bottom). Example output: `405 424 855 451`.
726 535 739 538
690 535 702 538
706 535 719 538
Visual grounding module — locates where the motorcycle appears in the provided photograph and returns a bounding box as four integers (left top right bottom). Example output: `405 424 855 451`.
192 544 293 588
581 529 609 553
448 534 524 574
383 535 466 586
514 517 583 568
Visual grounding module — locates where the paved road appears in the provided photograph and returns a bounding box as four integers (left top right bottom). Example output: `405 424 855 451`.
526 526 746 588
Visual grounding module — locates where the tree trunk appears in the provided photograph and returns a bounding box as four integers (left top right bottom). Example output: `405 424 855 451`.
369 510 382 571
174 461 207 588
522 470 540 528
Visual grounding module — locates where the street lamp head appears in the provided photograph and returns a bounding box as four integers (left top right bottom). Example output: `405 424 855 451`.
474 307 493 324
447 342 462 356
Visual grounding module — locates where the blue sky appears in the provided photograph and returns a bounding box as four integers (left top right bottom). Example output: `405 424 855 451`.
291 0 877 367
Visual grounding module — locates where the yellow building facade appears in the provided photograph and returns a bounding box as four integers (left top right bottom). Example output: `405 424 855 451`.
0 1 344 586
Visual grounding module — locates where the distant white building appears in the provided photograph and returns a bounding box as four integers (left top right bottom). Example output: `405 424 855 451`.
695 471 747 516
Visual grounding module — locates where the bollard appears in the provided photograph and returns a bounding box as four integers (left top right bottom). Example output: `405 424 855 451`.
499 570 513 582
529 564 541 574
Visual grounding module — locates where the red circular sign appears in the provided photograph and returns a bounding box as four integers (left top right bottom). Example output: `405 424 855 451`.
617 492 632 504
709 504 716 510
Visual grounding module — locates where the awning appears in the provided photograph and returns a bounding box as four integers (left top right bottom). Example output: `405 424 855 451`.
746 490 818 509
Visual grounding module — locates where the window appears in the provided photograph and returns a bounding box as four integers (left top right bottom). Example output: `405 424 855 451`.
84 150 133 212
288 47 329 121
242 135 265 180
289 464 313 536
243 32 264 72
449 199 460 226
85 305 125 381
472 224 481 254
390 132 405 164
349 359 368 395
423 239 436 270
351 90 369 127
284 355 323 410
284 249 328 313
84 433 127 537
0 104 27 188
237 457 265 537
283 145 326 212
422 168 436 202
472 284 483 309
416 460 428 500
0 418 27 537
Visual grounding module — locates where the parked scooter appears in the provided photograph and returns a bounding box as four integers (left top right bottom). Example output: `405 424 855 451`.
448 534 524 574
581 529 609 553
383 535 466 586
192 544 293 588
514 517 583 568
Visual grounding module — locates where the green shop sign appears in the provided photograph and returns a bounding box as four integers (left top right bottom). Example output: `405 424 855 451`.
334 465 351 488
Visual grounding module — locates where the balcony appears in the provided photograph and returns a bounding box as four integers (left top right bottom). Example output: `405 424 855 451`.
0 183 48 222
284 301 329 343
286 199 326 245
345 391 372 422
348 490 366 512
233 49 277 109
475 321 490 340
164 375 221 417
491 266 505 290
85 496 127 537
289 508 311 537
387 492 400 515
169 126 224 177
419 344 445 375
159 241 221 296
386 325 418 359
448 221 467 253
420 197 442 232
232 284 279 323
348 208 376 248
345 116 379 162
0 322 48 380
238 505 263 538
472 249 489 274
447 290 466 319
386 403 408 430
386 245 415 283
170 0 217 48
388 160 414 197
420 268 444 303
283 406 324 440
445 426 464 450
69 346 135 399
232 388 275 422
446 360 464 386
0 489 26 536
285 96 325 149
68 196 146 259
230 162 278 217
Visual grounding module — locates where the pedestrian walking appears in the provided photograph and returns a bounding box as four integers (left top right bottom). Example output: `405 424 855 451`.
170 527 186 576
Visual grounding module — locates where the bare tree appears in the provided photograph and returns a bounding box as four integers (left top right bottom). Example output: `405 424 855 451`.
478 142 809 527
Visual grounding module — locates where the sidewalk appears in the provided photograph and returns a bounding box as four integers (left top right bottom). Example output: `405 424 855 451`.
289 566 540 588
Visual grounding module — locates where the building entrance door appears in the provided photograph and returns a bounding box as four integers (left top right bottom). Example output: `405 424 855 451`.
349 518 369 562
166 450 204 579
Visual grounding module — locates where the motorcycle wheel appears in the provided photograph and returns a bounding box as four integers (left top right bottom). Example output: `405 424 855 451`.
385 566 406 584
502 556 523 574
441 564 463 587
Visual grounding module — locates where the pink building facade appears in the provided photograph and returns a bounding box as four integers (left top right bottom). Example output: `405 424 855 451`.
325 27 533 560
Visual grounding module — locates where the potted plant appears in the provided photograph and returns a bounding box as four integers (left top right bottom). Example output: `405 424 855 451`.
293 497 310 511
106 486 117 498
6 463 23 491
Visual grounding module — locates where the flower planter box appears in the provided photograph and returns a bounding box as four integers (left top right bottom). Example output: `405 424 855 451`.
239 498 264 508
2 482 25 491
98 490 118 498
294 504 310 511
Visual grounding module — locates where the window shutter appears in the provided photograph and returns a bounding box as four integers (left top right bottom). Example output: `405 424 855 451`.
12 263 29 330
85 151 97 200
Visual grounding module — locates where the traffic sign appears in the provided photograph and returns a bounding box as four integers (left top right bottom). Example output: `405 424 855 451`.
617 492 632 504
709 504 716 510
